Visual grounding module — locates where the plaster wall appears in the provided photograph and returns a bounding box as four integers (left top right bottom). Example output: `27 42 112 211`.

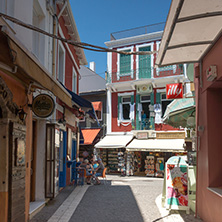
196 35 222 222
35 120 46 201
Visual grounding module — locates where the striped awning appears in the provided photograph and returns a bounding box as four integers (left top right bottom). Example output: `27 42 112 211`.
163 96 195 128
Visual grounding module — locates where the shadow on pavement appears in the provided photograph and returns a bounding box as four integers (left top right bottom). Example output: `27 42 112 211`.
69 184 144 222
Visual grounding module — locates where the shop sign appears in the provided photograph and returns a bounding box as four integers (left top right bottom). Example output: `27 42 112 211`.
137 132 148 139
166 83 183 99
32 94 55 118
206 65 217 81
166 156 188 210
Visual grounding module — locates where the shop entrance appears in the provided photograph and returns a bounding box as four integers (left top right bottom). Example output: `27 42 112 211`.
0 77 26 221
129 151 172 177
8 122 26 221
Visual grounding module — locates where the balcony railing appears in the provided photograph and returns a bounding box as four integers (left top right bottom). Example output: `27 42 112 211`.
110 22 165 40
106 65 184 84
106 71 136 84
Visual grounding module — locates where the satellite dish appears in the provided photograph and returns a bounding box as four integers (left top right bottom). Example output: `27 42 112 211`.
187 63 194 82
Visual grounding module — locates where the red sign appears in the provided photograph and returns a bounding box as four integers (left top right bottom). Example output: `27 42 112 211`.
166 83 183 99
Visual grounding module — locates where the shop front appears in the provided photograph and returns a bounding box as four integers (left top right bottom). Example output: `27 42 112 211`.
125 131 186 177
94 133 134 174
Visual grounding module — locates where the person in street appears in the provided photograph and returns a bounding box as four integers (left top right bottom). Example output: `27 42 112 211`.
141 110 147 129
93 158 105 185
82 149 89 160
79 159 93 184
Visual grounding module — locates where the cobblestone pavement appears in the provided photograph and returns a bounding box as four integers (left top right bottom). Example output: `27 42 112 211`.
31 175 203 222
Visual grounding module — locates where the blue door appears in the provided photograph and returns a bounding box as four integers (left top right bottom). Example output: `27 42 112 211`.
59 130 67 188
71 140 77 182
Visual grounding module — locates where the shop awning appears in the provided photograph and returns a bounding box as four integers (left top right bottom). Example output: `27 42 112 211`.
0 25 72 107
95 134 134 149
126 139 185 152
163 96 196 128
92 101 102 112
156 0 222 67
81 128 101 145
64 86 99 125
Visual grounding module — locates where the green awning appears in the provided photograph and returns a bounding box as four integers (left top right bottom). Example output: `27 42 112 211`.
163 96 195 128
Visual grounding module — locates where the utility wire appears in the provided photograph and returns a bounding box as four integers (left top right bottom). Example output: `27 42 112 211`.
0 12 158 56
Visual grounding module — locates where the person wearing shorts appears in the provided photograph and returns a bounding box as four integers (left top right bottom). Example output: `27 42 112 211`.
93 158 104 185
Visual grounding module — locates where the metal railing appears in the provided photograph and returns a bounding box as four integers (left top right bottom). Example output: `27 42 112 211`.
106 65 184 84
110 22 165 40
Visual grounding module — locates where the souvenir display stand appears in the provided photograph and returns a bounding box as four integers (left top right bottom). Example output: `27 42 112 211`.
126 152 134 176
164 156 189 213
118 151 126 176
145 156 155 176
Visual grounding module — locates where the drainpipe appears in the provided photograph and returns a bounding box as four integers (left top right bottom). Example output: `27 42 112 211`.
52 14 57 79
52 0 67 79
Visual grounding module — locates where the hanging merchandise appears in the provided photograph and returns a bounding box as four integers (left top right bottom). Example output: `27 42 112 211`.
134 152 142 174
154 104 162 124
155 157 165 177
107 149 118 173
145 156 155 176
126 152 134 176
118 151 126 176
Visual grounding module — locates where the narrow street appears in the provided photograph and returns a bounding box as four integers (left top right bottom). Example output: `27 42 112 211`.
31 175 202 222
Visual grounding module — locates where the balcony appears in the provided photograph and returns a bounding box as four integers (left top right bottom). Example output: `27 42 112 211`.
106 71 136 84
106 65 184 84
110 22 165 40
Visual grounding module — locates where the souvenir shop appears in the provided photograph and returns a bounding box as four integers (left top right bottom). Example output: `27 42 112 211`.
125 150 186 177
125 131 186 177
94 134 134 175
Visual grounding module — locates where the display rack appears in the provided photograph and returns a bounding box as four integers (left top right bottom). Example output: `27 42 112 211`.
118 151 126 176
126 152 134 176
145 156 155 176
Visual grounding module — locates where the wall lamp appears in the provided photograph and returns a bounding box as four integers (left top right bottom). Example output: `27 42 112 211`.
16 108 27 121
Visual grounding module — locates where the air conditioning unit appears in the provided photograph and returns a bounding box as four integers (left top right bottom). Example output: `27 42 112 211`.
137 84 153 94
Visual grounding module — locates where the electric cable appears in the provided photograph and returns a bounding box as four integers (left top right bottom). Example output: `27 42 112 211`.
0 12 157 56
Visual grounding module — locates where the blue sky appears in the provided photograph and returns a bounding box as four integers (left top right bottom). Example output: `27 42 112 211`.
71 0 172 78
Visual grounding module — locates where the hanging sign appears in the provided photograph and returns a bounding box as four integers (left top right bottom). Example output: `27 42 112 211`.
32 94 55 118
206 65 217 81
166 83 183 99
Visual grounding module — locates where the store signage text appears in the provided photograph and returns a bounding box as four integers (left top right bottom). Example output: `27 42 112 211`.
166 83 183 99
32 94 55 118
137 132 148 139
206 65 217 81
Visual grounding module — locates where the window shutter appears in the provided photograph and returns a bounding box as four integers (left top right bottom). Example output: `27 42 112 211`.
120 50 131 75
136 94 141 130
156 92 161 104
151 92 154 105
139 46 151 79
131 94 134 105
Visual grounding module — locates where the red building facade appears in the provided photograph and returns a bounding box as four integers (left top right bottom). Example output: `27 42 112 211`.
105 24 188 133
